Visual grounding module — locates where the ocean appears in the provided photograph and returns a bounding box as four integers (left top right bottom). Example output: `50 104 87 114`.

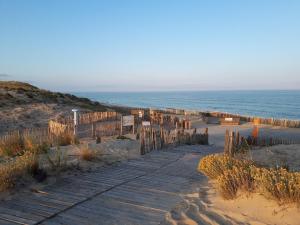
72 90 300 120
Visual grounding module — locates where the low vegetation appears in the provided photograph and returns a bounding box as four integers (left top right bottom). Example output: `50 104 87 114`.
46 146 68 172
79 147 96 161
253 167 300 204
55 132 79 146
0 133 49 157
0 130 79 191
0 151 39 191
198 154 300 204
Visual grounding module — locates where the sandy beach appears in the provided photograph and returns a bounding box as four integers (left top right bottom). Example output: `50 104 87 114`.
163 180 300 225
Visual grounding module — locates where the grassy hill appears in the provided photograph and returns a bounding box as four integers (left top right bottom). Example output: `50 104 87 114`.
0 81 128 133
0 81 110 110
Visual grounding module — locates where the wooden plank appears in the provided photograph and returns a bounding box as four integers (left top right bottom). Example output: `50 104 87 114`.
0 206 44 223
0 219 20 225
0 211 36 225
31 189 84 204
18 196 67 211
2 201 56 218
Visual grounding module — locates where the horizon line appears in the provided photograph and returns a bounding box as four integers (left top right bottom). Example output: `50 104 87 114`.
70 89 300 93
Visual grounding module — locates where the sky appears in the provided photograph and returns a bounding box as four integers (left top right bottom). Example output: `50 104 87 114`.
0 0 300 92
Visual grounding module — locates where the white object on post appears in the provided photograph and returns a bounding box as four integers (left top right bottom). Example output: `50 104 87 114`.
72 109 79 135
138 111 143 118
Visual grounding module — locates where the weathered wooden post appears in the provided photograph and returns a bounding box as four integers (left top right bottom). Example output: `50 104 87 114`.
228 131 235 157
205 128 209 145
120 115 123 136
140 127 145 155
236 132 240 148
224 130 229 155
92 122 96 138
160 127 164 149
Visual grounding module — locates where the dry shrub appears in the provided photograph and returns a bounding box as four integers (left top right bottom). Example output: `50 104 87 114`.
217 165 254 199
199 154 300 204
0 133 24 157
198 154 247 179
56 132 73 146
0 151 38 191
23 136 49 154
252 167 300 204
79 147 96 161
55 132 78 146
0 134 50 157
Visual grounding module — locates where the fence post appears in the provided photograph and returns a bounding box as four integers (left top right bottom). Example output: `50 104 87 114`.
229 131 235 157
140 128 145 155
92 122 96 138
205 128 209 145
224 130 229 155
120 116 123 136
236 132 240 147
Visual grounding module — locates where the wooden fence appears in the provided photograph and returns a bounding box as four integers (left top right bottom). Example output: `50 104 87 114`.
0 127 53 148
140 127 208 155
92 121 121 137
50 111 123 139
56 111 120 125
224 130 300 157
49 120 71 136
0 112 123 150
207 112 300 128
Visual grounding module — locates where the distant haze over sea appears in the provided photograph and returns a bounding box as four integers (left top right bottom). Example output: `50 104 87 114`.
72 90 300 120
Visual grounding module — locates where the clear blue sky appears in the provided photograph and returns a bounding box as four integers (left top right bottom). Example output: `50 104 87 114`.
0 0 299 91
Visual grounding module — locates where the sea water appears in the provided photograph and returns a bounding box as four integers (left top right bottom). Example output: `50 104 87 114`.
72 90 300 120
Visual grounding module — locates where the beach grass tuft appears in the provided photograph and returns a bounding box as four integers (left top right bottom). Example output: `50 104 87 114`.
79 147 96 161
0 151 39 191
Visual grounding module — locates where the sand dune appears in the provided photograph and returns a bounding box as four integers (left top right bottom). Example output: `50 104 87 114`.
162 181 300 225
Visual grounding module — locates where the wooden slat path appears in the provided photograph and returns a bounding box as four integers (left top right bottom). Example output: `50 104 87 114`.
0 145 214 225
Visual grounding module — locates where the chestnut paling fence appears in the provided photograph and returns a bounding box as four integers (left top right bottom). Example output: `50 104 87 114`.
207 112 300 128
224 129 300 157
49 111 123 138
140 127 209 155
0 112 123 150
0 127 54 147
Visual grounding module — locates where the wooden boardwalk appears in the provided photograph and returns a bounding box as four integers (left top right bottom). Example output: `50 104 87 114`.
0 145 214 225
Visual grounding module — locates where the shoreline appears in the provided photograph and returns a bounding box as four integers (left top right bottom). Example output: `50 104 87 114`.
100 101 300 128
71 90 300 121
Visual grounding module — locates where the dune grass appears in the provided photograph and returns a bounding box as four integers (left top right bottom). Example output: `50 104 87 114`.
0 130 78 191
198 154 300 204
79 147 96 161
0 133 49 157
0 151 39 191
55 132 78 146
